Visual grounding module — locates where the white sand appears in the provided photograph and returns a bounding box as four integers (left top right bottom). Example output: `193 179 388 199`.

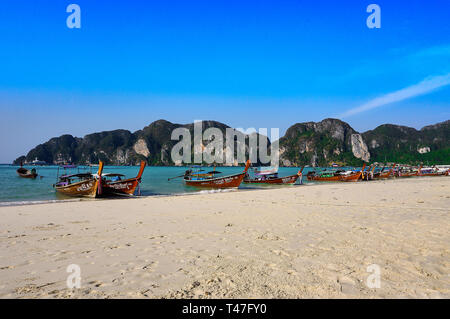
0 176 449 298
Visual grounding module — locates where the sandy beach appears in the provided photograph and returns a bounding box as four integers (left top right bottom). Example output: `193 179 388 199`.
0 176 449 299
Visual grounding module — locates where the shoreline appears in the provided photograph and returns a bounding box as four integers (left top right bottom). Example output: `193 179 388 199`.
0 186 252 208
0 175 447 208
1 176 449 298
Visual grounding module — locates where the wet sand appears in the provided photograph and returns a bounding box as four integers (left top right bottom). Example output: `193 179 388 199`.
0 176 449 298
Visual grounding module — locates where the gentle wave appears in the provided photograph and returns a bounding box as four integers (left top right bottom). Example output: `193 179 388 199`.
0 198 83 207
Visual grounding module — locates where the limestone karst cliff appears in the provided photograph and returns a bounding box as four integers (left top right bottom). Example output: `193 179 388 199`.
14 119 449 166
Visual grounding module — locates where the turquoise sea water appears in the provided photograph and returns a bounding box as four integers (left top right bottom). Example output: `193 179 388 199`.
0 165 315 205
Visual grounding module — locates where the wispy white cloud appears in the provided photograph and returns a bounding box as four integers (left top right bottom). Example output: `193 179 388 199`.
340 73 450 118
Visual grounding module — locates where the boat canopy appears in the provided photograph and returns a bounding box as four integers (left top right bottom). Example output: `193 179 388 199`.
100 173 125 177
206 171 222 174
254 166 278 175
60 173 93 179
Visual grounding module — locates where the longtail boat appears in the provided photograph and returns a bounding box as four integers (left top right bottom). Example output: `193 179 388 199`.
418 166 448 177
397 165 422 177
307 164 366 182
244 166 304 185
16 166 38 179
362 165 377 181
53 162 104 198
183 160 251 188
99 161 146 196
373 164 396 179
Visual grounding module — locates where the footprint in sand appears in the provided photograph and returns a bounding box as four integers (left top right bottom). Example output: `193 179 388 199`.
33 224 62 231
272 250 290 257
142 261 159 271
337 276 360 295
69 220 90 224
257 232 284 241
7 234 26 239
88 280 104 287
0 265 14 270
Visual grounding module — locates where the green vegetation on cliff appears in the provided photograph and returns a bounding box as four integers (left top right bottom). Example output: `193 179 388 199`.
362 120 449 164
14 119 449 166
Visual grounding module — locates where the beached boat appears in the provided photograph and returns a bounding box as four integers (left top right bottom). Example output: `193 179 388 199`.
183 160 251 188
243 166 304 185
372 164 396 179
361 165 377 181
397 165 422 178
16 166 38 179
99 161 146 196
307 164 366 182
418 167 448 177
53 162 104 198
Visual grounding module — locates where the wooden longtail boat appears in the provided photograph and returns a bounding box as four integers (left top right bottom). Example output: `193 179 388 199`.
342 164 366 182
307 169 343 182
362 165 377 180
16 166 38 179
307 164 365 182
373 163 396 179
307 164 366 182
54 162 104 198
184 160 251 188
244 167 304 185
100 161 146 196
418 167 448 177
397 165 422 178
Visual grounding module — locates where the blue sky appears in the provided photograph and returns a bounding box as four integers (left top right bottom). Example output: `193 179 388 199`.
0 0 449 162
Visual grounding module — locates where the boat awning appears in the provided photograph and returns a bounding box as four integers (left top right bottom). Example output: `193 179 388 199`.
100 173 125 177
60 173 93 178
254 166 278 175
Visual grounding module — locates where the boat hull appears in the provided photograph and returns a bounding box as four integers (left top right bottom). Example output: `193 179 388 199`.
244 173 300 185
308 164 365 182
54 179 99 198
103 178 140 196
16 168 38 179
397 165 422 178
101 161 146 196
307 175 341 182
373 170 392 179
341 171 363 182
397 172 419 178
185 172 246 188
184 160 250 189
418 172 447 177
307 172 361 182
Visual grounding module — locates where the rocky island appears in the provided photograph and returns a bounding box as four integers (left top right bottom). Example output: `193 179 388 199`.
14 119 449 166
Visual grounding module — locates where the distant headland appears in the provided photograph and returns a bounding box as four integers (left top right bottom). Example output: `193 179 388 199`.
14 119 450 167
